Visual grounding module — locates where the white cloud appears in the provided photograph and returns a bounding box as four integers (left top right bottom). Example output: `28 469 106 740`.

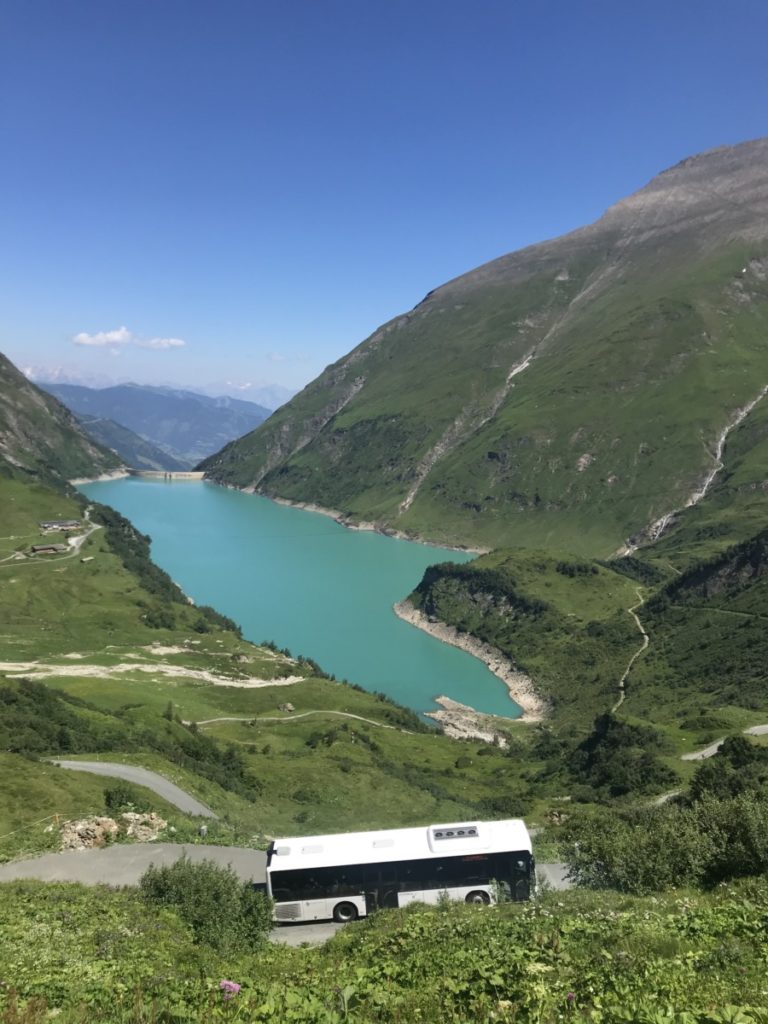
72 326 186 351
73 326 133 347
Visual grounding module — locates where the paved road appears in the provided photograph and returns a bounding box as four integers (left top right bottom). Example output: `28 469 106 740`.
681 740 725 761
0 845 570 945
274 921 345 945
537 862 570 890
0 843 265 886
0 844 324 945
680 723 768 761
51 761 217 818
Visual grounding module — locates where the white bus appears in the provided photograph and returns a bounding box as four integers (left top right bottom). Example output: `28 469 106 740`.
266 818 534 923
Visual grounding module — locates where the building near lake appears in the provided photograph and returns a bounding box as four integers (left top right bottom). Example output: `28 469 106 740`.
39 519 81 532
31 543 68 555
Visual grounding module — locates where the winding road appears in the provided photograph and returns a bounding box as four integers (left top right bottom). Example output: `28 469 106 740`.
681 723 768 761
50 761 217 817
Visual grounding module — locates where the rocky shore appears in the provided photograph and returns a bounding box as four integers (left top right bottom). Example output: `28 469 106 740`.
69 469 130 485
424 696 510 746
265 495 487 553
393 599 548 727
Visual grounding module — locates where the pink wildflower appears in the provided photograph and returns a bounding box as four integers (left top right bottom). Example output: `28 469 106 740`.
220 979 241 1001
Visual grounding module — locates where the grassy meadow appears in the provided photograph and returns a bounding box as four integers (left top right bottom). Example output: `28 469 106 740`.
2 876 768 1022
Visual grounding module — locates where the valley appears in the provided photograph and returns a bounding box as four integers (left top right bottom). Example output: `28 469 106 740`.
3 136 768 1022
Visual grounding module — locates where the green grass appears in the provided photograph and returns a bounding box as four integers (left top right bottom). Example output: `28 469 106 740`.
0 752 205 863
0 353 121 486
40 672 560 835
2 877 768 1021
0 478 303 688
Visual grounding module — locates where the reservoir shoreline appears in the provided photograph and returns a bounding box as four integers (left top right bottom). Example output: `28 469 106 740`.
78 477 516 719
393 599 547 724
215 483 489 555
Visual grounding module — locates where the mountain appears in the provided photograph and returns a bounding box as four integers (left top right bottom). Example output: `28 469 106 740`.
24 367 295 410
0 353 122 484
41 382 271 465
76 414 189 471
201 138 768 559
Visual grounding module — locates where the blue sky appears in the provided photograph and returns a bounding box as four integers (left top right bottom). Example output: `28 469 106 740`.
2 0 767 398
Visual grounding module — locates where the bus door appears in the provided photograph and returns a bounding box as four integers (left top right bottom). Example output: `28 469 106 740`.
363 864 399 910
379 863 400 908
512 854 534 900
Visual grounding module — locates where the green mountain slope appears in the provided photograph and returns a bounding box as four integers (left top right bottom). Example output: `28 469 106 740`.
406 551 640 724
0 353 122 484
630 528 768 716
77 413 189 471
407 524 768 734
201 138 768 557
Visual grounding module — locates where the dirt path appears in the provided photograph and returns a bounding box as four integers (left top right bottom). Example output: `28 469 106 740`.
190 710 404 730
0 658 303 688
612 588 649 712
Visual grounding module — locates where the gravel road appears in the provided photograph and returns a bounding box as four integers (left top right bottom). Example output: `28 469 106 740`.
51 760 217 817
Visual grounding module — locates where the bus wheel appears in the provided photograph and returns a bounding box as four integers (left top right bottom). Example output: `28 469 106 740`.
465 890 490 905
333 901 359 923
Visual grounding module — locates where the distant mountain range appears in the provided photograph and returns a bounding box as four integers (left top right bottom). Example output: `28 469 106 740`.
24 366 296 411
201 137 768 563
41 382 272 467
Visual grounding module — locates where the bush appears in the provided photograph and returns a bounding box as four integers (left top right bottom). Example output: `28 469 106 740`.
569 713 677 797
104 783 146 813
139 856 272 952
563 791 768 893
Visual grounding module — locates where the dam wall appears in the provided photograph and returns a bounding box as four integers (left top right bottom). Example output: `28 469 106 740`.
128 471 206 480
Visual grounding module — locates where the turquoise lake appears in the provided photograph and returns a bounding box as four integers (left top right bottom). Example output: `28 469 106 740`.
80 479 521 719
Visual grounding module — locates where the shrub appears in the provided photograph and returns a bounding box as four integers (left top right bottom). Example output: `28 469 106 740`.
139 856 272 952
563 791 768 893
104 783 146 813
